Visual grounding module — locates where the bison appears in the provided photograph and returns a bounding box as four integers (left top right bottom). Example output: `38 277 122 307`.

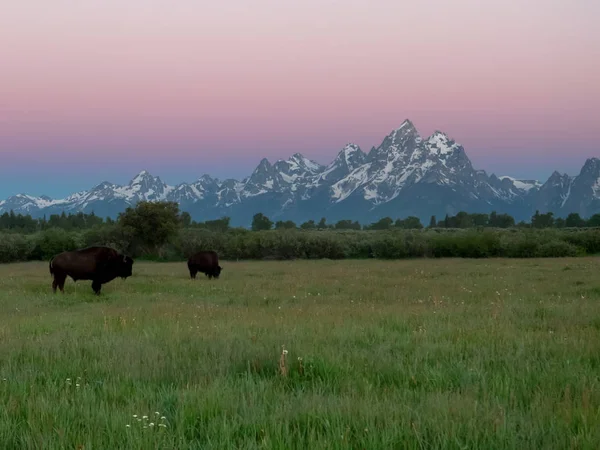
49 246 134 295
187 250 222 280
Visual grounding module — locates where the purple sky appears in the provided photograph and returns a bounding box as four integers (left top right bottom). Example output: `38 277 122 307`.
1 0 599 198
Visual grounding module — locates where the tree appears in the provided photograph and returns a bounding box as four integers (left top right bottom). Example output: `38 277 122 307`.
317 218 328 229
203 217 230 232
531 210 554 228
428 215 437 228
395 216 423 229
300 220 316 230
252 213 273 231
367 217 393 230
275 220 296 229
180 211 192 227
565 213 585 228
118 201 181 254
334 220 361 230
489 212 515 228
588 214 600 227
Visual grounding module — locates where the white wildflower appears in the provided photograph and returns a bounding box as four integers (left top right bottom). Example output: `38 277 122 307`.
149 423 155 427
126 424 131 428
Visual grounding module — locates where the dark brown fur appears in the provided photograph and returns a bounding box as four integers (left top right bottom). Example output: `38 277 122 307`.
49 246 134 295
187 250 222 280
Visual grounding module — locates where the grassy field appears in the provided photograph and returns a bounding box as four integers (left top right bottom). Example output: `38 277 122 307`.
0 258 599 449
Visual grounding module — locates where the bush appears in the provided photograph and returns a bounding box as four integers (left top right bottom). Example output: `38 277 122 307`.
0 233 32 263
536 240 582 257
29 228 83 261
1 227 600 264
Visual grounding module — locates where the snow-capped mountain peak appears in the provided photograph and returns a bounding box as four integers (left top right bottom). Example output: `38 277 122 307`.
1 119 599 225
498 176 542 193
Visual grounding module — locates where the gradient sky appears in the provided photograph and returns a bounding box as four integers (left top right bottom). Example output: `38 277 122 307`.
1 0 599 198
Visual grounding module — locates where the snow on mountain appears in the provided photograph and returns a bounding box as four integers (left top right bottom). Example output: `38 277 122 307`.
498 176 542 193
1 121 599 225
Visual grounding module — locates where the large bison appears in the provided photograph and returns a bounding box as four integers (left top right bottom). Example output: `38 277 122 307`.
49 246 134 295
187 250 222 280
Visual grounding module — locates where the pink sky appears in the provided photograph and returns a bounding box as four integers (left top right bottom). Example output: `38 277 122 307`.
1 0 599 197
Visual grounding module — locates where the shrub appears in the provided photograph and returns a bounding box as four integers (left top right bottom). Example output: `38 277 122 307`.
536 240 582 257
29 228 83 261
2 227 600 264
0 233 32 263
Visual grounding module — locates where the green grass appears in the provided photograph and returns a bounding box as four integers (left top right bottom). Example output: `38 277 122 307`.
1 258 600 449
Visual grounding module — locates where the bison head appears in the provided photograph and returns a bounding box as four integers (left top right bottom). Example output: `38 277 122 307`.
213 265 223 279
117 254 134 279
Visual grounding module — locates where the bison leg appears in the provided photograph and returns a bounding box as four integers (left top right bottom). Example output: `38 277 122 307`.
189 268 197 280
91 280 102 295
52 273 67 294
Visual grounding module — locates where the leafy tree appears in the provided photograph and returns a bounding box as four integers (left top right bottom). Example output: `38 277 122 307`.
565 213 585 228
531 210 554 228
490 212 515 228
367 217 393 230
202 217 230 232
588 214 600 227
395 216 423 229
300 220 316 230
471 213 489 227
180 211 192 227
275 220 296 230
334 220 361 230
317 218 328 229
428 215 437 228
118 201 181 254
252 213 273 231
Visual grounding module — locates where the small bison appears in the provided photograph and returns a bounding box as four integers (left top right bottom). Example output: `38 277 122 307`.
49 246 134 295
188 250 222 280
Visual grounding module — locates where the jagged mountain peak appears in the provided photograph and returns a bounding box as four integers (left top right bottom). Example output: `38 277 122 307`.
370 119 423 159
254 158 273 172
547 171 570 182
130 169 162 184
1 120 599 224
284 153 324 173
580 157 600 173
389 119 420 141
425 131 461 157
395 119 417 133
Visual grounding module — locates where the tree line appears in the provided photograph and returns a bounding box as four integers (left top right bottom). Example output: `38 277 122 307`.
2 207 600 233
1 201 600 264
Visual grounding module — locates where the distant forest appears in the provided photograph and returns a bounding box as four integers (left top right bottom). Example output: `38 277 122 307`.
2 208 600 233
1 202 599 263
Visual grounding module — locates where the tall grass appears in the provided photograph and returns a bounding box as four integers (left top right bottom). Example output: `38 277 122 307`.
0 258 599 448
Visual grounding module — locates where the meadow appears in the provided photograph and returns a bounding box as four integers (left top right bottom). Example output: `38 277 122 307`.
0 258 599 449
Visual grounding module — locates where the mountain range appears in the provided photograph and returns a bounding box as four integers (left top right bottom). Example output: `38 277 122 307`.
1 119 599 226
